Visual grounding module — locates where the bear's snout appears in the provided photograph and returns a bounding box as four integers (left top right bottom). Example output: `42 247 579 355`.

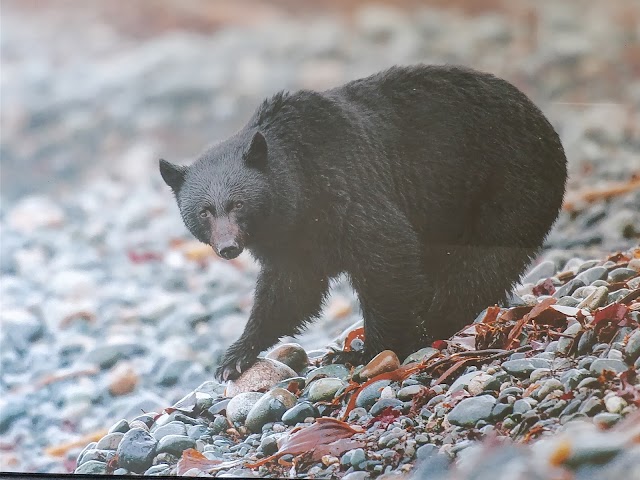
218 242 243 260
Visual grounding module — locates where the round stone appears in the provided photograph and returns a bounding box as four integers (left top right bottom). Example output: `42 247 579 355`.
355 380 392 409
156 434 197 456
244 388 297 433
447 395 497 427
226 392 264 426
307 377 347 402
282 401 317 426
225 359 297 397
358 350 400 380
116 428 157 473
265 343 309 374
590 359 628 375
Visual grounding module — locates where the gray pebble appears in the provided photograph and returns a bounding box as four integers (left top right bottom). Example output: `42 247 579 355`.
307 377 347 402
355 380 392 409
75 460 108 474
576 266 608 286
282 401 316 426
447 395 496 427
152 421 188 441
116 427 157 473
590 359 628 375
502 358 552 377
96 432 124 450
156 434 197 456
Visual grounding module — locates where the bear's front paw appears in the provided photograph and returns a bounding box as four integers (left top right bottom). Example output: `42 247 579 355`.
215 347 258 382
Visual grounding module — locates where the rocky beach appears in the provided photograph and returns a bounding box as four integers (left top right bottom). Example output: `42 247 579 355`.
1 0 639 477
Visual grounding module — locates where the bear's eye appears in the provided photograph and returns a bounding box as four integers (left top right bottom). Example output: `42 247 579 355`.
199 209 209 218
234 201 244 210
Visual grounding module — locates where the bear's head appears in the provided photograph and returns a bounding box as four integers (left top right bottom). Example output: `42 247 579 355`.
159 131 273 260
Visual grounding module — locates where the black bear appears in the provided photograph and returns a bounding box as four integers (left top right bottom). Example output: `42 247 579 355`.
159 65 567 381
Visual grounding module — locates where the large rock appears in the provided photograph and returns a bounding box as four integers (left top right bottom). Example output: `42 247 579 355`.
226 358 297 397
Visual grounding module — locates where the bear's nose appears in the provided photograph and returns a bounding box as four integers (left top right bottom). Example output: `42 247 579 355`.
219 243 242 260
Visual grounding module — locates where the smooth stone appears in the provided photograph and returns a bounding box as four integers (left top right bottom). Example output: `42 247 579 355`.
245 388 296 433
308 377 347 402
609 268 637 282
152 421 188 441
397 384 424 401
282 401 317 425
370 398 403 417
259 436 278 455
522 261 555 284
502 358 552 377
265 343 309 374
75 460 108 475
116 428 157 473
553 279 585 299
608 289 631 304
557 296 580 307
273 377 306 391
577 286 609 310
491 403 512 420
306 364 350 383
530 368 552 382
577 329 596 354
575 266 608 286
354 379 393 410
225 359 297 397
576 260 600 274
144 464 171 475
208 398 231 416
579 397 604 415
226 392 264 426
535 379 564 401
625 329 640 362
448 371 484 394
350 448 366 468
562 440 623 467
402 347 439 365
557 323 583 354
447 395 497 427
590 359 628 375
604 396 627 414
512 399 532 415
156 434 197 456
359 350 400 380
108 419 129 434
593 413 621 428
96 432 124 450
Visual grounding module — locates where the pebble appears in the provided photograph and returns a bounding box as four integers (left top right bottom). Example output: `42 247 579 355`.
502 358 552 377
225 359 297 397
156 434 197 456
577 286 609 310
307 377 347 402
359 350 400 380
264 343 309 374
226 392 264 426
447 395 497 427
115 428 157 473
522 261 555 284
281 401 316 425
244 388 296 432
590 359 628 375
624 329 640 362
575 266 608 285
355 380 392 409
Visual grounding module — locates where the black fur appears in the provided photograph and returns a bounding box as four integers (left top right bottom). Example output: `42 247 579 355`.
159 65 567 381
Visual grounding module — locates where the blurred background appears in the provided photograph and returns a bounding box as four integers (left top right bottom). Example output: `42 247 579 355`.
1 0 639 473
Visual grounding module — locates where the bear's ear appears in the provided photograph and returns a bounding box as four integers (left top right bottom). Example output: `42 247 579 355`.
159 159 187 192
244 131 268 171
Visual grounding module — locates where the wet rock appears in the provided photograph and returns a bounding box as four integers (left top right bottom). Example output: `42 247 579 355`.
116 427 157 473
282 401 316 425
553 278 585 298
608 268 637 282
576 266 608 286
225 359 297 397
577 286 609 310
245 388 296 433
624 329 640 362
358 350 400 380
590 359 628 375
308 377 347 402
502 358 552 377
306 364 350 383
522 261 555 284
152 421 188 441
226 392 263 426
355 380 392 409
265 343 309 373
402 347 439 365
156 434 197 456
96 432 124 450
75 460 108 475
370 398 403 417
447 395 497 427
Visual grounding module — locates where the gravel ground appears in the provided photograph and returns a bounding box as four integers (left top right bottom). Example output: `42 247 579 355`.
1 0 639 475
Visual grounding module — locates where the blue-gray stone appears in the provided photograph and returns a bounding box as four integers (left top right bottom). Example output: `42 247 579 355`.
75 460 108 474
156 434 196 456
447 395 497 427
355 380 392 409
116 427 157 473
590 359 628 375
370 398 403 417
576 266 608 286
282 401 316 425
152 421 187 441
96 432 124 450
